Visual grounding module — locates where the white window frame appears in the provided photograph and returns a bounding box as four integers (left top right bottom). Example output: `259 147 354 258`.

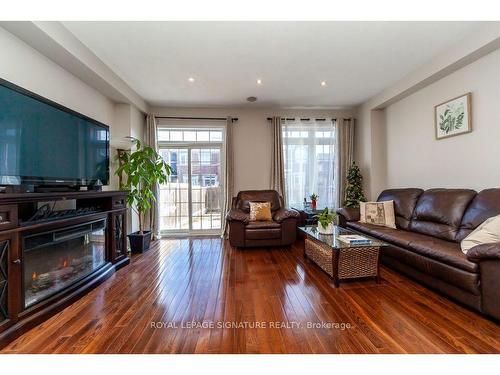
282 121 337 209
157 120 226 236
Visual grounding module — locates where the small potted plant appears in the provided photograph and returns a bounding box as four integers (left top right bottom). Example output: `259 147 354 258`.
116 137 172 253
309 193 318 210
315 208 336 235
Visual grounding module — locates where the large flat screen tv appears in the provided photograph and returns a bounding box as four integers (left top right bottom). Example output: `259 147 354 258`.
0 79 109 188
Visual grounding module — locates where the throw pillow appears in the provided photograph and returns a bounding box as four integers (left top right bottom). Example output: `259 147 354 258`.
249 202 272 221
359 200 396 229
461 214 500 254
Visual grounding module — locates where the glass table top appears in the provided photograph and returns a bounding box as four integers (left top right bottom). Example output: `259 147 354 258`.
298 225 388 249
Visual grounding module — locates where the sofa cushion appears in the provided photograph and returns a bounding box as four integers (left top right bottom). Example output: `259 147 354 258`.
460 214 500 253
245 228 281 240
410 189 476 242
236 190 281 212
407 239 477 273
246 221 281 229
456 188 500 241
377 188 423 230
249 202 272 221
359 201 396 228
346 221 478 273
347 221 432 248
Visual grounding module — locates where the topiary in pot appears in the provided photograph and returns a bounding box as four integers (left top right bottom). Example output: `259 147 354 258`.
344 162 367 208
115 137 172 253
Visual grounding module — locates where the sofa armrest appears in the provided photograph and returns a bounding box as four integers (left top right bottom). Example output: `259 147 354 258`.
466 242 500 320
226 209 250 224
466 242 500 263
336 207 360 222
336 207 360 228
273 208 300 223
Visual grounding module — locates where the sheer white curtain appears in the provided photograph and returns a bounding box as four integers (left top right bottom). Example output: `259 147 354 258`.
282 119 338 210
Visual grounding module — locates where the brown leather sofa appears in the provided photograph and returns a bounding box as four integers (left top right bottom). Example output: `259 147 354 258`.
337 188 500 320
226 190 300 248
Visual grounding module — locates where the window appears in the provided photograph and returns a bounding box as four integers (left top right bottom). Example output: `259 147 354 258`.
282 119 337 210
158 128 223 143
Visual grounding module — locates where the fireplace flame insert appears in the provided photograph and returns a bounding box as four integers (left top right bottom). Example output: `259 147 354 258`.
22 218 107 308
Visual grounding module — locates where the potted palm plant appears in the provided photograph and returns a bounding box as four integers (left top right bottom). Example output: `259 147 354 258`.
116 137 172 253
315 208 336 235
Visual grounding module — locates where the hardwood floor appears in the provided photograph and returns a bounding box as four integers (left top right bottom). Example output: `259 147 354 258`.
1 237 499 354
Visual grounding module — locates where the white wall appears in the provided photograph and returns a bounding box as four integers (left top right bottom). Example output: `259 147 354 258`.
150 106 355 194
383 49 500 191
131 105 146 140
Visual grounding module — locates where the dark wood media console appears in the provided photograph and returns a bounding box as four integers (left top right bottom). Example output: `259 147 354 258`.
0 190 129 348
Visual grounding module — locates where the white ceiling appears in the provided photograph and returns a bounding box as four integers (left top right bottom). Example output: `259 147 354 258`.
63 21 481 108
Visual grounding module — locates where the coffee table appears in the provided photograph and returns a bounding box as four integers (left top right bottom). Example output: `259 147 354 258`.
299 225 388 287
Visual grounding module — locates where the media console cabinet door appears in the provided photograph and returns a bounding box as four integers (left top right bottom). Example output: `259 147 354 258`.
0 233 21 332
109 211 128 263
0 238 8 327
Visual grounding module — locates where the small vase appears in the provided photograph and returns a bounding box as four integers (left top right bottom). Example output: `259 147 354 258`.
311 200 317 210
317 222 333 235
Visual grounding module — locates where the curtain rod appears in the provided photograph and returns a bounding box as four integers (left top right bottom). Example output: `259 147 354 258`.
266 117 328 121
155 116 238 122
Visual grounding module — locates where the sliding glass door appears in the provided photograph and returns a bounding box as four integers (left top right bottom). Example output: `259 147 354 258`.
190 148 222 231
158 147 190 231
158 126 224 235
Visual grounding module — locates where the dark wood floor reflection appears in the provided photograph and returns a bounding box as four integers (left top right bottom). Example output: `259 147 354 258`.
1 237 499 354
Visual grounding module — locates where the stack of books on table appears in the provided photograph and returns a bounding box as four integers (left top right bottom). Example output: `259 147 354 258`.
337 235 372 245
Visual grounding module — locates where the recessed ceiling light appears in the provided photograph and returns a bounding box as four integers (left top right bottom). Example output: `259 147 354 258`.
247 96 258 102
188 77 195 82
256 79 263 85
321 81 327 87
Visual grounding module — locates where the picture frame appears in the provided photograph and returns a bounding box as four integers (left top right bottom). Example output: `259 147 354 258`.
434 93 472 140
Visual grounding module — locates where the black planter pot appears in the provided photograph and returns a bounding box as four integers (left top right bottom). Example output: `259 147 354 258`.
128 230 152 253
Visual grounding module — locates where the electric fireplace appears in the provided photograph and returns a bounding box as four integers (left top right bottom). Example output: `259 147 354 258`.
22 219 107 308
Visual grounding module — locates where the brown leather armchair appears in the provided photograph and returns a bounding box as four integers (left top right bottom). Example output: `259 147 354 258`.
226 190 299 248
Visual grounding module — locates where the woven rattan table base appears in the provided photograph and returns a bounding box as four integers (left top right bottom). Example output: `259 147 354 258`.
304 237 380 286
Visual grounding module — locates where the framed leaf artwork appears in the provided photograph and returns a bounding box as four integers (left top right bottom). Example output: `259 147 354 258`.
435 93 472 140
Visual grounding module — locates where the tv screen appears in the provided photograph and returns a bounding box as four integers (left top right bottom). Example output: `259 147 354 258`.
0 79 109 187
